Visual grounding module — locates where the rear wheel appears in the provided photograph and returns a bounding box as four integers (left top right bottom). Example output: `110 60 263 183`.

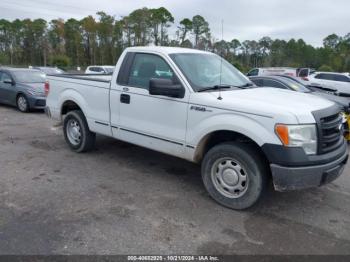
17 95 29 112
63 110 96 152
201 142 267 210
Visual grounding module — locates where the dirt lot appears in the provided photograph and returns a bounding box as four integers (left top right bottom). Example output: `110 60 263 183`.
0 105 350 255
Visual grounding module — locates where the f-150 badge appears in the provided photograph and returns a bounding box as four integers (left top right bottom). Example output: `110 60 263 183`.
190 105 212 112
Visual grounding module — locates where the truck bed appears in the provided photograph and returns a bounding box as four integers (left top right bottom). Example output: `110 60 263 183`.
49 73 113 82
46 74 112 136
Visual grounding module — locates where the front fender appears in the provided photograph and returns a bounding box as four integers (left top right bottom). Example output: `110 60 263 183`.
187 113 281 147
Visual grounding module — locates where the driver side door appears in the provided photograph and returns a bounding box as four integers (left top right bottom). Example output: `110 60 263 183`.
0 72 16 105
112 52 190 158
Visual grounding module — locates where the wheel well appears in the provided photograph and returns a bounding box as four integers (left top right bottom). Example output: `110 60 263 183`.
194 130 268 164
61 100 81 115
16 92 25 100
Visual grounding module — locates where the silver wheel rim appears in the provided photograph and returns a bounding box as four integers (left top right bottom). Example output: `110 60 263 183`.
211 157 249 199
18 96 27 111
66 119 81 146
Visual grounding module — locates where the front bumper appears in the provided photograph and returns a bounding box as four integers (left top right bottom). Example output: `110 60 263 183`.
271 146 348 191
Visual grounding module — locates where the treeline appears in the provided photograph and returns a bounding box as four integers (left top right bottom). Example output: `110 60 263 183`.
0 7 349 72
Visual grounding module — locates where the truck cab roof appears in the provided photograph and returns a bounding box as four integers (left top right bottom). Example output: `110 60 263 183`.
125 46 210 55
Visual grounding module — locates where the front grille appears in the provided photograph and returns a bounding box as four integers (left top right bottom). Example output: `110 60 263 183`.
318 112 343 154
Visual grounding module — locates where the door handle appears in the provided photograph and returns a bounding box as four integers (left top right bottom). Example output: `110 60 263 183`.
120 94 130 104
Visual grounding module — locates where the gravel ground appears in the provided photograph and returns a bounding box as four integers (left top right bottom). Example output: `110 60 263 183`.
0 105 350 255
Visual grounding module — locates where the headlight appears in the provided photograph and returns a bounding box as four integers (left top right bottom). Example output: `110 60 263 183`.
275 124 317 155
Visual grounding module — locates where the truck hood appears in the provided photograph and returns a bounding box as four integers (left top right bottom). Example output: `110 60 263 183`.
190 87 336 124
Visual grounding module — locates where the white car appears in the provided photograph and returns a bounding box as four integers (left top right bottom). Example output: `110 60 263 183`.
85 65 115 74
308 72 350 96
247 67 313 78
45 47 348 210
32 67 65 75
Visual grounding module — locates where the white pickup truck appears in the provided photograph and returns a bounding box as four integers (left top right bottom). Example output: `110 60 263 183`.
45 47 348 210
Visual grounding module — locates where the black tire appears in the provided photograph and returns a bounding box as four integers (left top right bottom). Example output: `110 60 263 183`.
63 110 96 153
201 142 268 210
17 94 29 112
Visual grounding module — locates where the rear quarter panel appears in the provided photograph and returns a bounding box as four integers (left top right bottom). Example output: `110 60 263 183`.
46 76 111 136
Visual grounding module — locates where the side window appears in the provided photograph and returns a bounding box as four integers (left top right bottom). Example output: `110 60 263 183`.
322 74 334 81
315 74 325 79
333 75 350 82
89 67 103 72
250 78 264 87
1 72 12 82
128 53 174 90
247 69 258 76
263 79 287 89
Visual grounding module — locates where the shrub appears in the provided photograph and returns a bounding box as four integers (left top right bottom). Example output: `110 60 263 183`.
49 55 71 68
318 65 334 72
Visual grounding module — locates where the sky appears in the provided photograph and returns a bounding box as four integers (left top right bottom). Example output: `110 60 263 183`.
0 0 349 47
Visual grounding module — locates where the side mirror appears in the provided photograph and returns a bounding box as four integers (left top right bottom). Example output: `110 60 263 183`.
3 80 14 85
149 78 185 98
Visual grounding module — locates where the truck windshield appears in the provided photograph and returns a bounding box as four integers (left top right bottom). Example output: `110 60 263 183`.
170 53 252 92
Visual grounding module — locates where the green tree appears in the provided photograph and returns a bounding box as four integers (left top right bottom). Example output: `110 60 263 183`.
126 8 152 46
318 65 334 72
96 12 115 64
192 15 209 48
230 39 241 55
48 19 65 55
178 18 193 45
323 34 341 49
49 54 70 68
0 10 349 73
150 7 174 46
32 19 48 65
0 19 12 64
81 16 97 65
64 18 83 66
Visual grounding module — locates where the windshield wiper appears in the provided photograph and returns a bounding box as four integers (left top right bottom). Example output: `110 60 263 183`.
198 85 234 92
198 84 251 92
238 83 254 88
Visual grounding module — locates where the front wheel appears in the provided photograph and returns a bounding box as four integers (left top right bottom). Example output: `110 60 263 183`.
201 142 267 210
63 110 96 153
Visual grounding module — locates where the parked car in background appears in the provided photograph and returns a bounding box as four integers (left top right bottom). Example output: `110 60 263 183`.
32 66 65 75
276 75 339 95
85 65 115 74
249 75 349 108
250 75 350 141
246 67 314 78
307 72 350 96
0 68 47 112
